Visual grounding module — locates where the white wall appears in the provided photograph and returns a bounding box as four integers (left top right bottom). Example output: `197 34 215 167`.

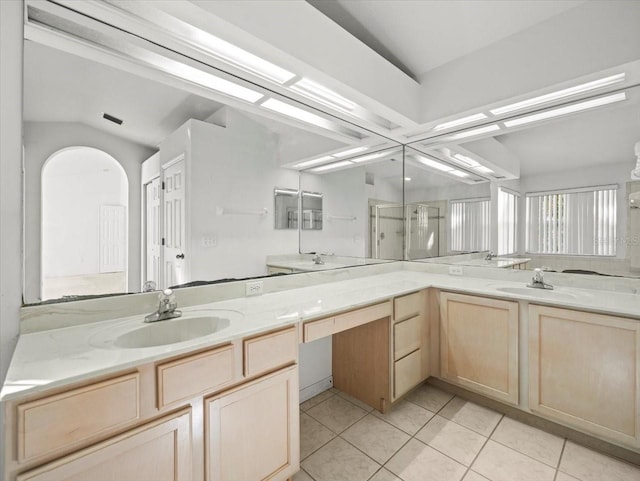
159 113 300 283
23 122 156 302
0 1 23 475
42 148 128 278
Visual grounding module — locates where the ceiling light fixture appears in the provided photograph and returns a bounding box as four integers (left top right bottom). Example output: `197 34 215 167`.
350 152 387 163
292 156 334 169
262 98 336 129
443 124 501 141
415 155 454 172
473 165 495 174
191 30 296 84
405 177 412 181
503 92 627 128
450 170 470 178
309 160 353 172
490 73 625 116
433 113 488 131
452 153 480 168
290 78 357 112
333 146 369 157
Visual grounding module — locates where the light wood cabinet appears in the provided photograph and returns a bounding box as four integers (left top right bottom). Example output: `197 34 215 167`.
303 301 391 343
440 292 519 405
205 365 299 481
333 290 429 412
17 409 191 481
529 304 640 449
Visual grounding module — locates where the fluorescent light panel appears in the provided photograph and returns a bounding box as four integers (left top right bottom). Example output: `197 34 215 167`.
490 73 625 116
262 98 337 129
193 30 295 84
433 113 488 131
452 153 480 168
291 78 357 112
450 170 469 178
351 152 386 163
292 156 334 168
333 146 369 157
309 160 353 172
473 165 495 174
503 92 627 128
444 124 500 141
416 155 454 172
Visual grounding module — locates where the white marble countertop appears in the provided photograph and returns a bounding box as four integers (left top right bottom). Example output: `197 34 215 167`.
459 257 531 268
2 269 638 402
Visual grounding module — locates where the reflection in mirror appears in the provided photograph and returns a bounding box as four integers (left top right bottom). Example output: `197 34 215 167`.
23 27 396 304
301 192 323 230
299 147 404 262
274 188 299 230
405 82 640 278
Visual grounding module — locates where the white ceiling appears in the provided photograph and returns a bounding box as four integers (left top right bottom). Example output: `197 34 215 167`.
308 0 585 78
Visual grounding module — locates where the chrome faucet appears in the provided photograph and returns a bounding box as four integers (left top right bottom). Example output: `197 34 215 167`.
144 289 182 323
485 251 496 260
312 253 325 265
527 268 554 290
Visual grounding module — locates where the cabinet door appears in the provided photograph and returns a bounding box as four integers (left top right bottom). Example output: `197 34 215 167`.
205 366 299 481
17 410 191 481
440 292 519 404
529 305 640 449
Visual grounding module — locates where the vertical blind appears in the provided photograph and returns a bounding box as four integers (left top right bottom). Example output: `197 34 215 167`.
450 198 491 252
526 185 617 256
498 189 518 255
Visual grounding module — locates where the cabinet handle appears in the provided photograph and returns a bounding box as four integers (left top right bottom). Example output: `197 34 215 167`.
176 253 185 259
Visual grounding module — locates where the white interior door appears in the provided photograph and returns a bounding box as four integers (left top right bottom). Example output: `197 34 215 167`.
99 205 127 273
162 156 187 288
145 177 161 288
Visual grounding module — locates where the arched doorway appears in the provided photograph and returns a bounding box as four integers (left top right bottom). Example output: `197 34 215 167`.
41 147 128 299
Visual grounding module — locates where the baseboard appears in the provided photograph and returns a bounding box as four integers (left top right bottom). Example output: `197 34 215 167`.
299 376 333 403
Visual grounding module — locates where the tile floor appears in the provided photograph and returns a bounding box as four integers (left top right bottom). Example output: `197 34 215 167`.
295 384 640 481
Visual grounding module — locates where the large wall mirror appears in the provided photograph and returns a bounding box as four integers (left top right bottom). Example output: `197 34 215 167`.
405 81 640 278
22 3 401 304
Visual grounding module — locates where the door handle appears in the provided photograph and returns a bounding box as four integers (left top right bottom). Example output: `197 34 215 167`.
176 253 185 259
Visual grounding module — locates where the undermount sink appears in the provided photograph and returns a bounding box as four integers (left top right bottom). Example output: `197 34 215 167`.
495 286 578 299
90 309 241 349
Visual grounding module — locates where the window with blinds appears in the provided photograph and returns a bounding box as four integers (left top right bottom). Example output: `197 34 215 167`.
498 188 519 255
525 185 617 256
450 198 491 252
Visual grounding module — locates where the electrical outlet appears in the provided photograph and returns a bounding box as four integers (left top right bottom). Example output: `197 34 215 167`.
449 265 464 276
245 280 263 296
201 235 217 247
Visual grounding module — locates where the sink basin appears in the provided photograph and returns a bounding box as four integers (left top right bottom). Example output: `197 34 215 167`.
113 315 231 348
89 309 241 349
495 286 578 299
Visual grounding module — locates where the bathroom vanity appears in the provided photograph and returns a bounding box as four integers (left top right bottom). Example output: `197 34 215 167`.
2 265 640 480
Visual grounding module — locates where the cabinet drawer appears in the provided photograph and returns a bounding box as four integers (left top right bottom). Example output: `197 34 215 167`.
157 344 235 408
335 302 391 334
17 373 140 462
394 350 422 399
394 291 423 321
304 317 335 342
394 316 421 360
244 326 297 377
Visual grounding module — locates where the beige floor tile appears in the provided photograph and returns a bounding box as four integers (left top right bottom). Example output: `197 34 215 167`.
439 397 502 436
372 399 435 435
341 414 410 464
406 383 454 412
369 468 402 481
559 441 640 481
472 440 556 481
337 391 375 412
301 437 380 481
491 416 564 467
300 412 336 460
386 438 467 481
463 471 491 481
556 472 581 481
415 415 487 466
292 468 314 481
306 394 368 433
300 390 335 411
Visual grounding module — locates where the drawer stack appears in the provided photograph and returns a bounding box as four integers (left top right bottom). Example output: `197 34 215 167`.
392 291 428 400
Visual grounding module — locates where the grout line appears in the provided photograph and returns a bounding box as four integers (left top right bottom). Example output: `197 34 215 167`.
460 412 505 480
553 438 568 481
